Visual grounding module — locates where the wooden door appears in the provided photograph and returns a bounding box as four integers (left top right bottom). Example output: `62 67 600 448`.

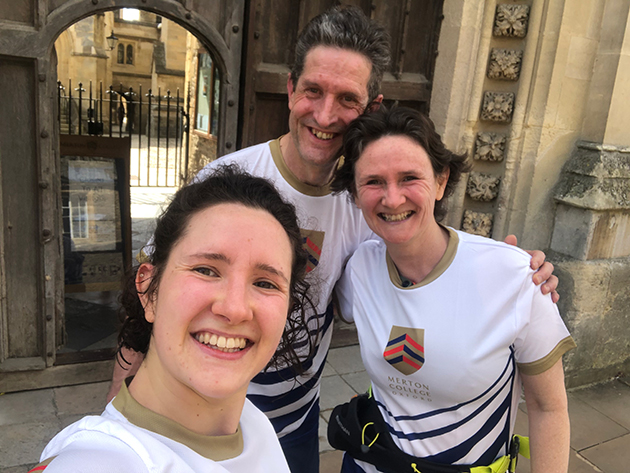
239 0 444 148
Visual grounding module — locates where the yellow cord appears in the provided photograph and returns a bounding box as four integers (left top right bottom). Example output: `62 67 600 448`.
361 422 380 448
411 463 421 473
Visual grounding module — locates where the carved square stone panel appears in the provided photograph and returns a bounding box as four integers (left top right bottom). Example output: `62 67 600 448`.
462 210 494 238
475 132 507 161
494 4 530 38
487 48 523 81
467 173 501 202
480 91 515 123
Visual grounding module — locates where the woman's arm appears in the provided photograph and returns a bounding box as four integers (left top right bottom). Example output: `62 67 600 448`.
521 359 570 473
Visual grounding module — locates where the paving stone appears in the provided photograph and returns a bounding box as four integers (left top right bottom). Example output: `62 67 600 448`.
580 433 630 473
320 375 358 411
1 464 36 473
571 379 630 430
318 415 333 452
568 392 629 450
320 450 343 473
53 381 109 417
326 345 365 375
322 361 337 378
0 389 56 427
341 371 371 394
0 422 60 468
320 408 332 423
569 450 603 473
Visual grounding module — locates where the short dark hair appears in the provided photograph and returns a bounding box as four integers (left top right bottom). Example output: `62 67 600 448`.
291 6 391 103
117 164 313 372
331 106 471 221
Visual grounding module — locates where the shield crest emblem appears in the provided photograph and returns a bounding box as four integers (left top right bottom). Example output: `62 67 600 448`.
301 229 325 273
383 326 425 375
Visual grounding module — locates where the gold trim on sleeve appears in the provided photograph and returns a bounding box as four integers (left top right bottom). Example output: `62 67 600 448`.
517 336 577 376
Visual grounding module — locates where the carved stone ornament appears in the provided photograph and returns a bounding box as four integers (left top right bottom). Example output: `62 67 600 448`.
462 210 494 238
475 132 507 161
487 48 523 81
494 4 530 38
467 172 501 202
480 91 515 123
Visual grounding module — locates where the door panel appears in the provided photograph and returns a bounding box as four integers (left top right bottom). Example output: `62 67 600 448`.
239 0 444 148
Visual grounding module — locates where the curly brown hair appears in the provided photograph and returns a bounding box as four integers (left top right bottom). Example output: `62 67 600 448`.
117 164 314 374
331 105 471 221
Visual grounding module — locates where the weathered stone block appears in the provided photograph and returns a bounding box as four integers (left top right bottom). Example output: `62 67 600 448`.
553 254 630 387
493 4 530 38
467 172 501 201
487 48 523 81
474 132 507 161
480 91 515 123
552 141 630 260
551 205 630 260
461 210 493 237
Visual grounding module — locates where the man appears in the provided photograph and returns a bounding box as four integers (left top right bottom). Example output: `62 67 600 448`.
109 7 558 473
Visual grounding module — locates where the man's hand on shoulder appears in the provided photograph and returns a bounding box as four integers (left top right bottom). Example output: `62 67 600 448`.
504 234 559 303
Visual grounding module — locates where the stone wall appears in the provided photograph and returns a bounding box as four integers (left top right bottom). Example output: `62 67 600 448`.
187 132 218 181
431 0 630 386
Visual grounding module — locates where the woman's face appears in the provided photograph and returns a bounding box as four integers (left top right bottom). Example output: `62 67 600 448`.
354 134 448 248
140 203 293 401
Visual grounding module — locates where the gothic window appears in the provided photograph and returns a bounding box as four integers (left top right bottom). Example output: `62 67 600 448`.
126 44 134 65
117 43 124 64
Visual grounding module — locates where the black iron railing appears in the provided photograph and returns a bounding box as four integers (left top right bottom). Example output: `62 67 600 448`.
57 80 190 187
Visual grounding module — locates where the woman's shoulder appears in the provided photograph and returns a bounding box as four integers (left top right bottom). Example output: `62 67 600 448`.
354 237 386 256
31 445 147 473
453 228 532 268
33 415 149 472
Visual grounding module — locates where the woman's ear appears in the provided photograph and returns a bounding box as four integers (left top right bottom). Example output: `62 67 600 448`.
436 169 451 201
136 263 156 323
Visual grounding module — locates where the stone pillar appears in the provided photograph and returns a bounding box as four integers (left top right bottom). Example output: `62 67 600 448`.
550 0 630 387
552 142 630 260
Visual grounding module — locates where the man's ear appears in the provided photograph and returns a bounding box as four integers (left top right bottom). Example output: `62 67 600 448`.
366 94 384 113
287 73 295 107
136 263 156 323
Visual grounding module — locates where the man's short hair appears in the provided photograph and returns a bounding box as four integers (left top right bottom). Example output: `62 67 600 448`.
291 6 391 103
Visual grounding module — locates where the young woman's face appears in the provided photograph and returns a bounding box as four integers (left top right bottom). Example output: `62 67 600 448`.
140 203 293 401
354 135 448 248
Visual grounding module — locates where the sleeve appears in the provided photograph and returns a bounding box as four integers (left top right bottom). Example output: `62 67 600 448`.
334 257 355 323
513 269 576 376
32 446 149 473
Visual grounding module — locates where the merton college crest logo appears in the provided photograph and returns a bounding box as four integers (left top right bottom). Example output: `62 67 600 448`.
383 326 425 375
301 229 325 273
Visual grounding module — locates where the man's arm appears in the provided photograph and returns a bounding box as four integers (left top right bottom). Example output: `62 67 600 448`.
521 359 571 473
504 234 559 303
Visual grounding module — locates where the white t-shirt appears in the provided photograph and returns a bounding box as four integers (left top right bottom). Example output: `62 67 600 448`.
36 381 289 473
195 139 375 441
336 228 575 471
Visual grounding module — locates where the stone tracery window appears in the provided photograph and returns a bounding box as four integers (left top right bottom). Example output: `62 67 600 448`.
126 44 133 65
117 43 124 64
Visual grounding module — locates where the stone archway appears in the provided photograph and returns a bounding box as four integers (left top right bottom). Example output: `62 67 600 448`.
0 0 245 392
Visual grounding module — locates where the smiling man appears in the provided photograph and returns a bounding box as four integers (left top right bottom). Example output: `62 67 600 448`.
109 7 558 473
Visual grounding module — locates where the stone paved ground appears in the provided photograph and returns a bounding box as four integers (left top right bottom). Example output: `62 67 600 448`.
1 344 629 473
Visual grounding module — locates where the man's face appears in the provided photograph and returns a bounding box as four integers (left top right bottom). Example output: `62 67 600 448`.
286 46 374 173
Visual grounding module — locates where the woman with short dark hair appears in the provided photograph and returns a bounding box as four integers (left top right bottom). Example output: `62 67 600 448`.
331 107 575 473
